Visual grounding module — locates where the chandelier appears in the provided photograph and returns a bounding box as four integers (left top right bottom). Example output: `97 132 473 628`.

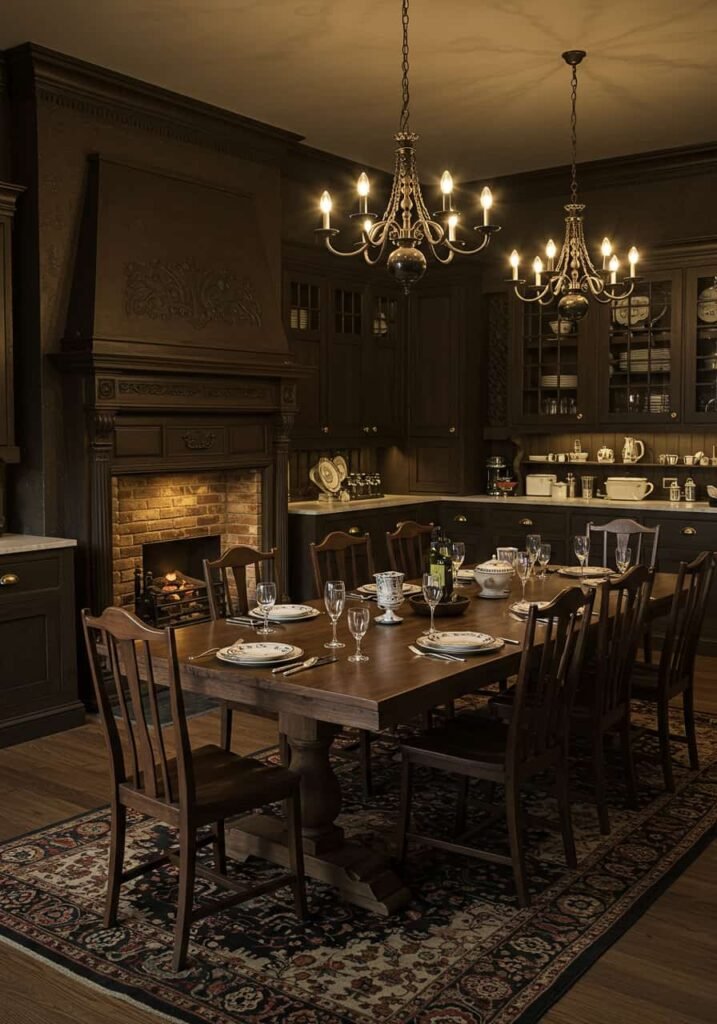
315 0 500 293
509 50 640 321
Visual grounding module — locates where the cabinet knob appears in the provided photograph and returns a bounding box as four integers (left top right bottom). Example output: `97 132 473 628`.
363 426 370 433
348 526 362 536
670 411 678 420
576 412 583 421
681 527 697 536
454 514 467 524
519 518 534 527
321 426 329 434
0 573 19 586
372 426 378 433
448 426 456 434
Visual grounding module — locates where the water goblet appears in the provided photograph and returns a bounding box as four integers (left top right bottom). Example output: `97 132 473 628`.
255 581 276 635
422 572 442 641
451 542 466 587
348 606 370 662
374 571 405 625
324 580 346 649
526 533 542 578
574 534 590 577
615 546 632 575
514 552 531 604
537 542 552 579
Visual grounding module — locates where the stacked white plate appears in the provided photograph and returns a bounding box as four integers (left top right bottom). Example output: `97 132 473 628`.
456 568 477 581
248 604 320 622
509 599 552 618
358 582 422 596
540 375 578 388
618 347 670 372
216 642 304 667
417 630 504 655
648 394 671 412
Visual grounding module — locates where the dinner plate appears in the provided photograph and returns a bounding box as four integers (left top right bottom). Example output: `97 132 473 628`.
457 568 477 580
418 630 504 654
358 582 422 596
613 295 651 327
248 604 320 621
215 642 303 666
317 456 342 493
509 600 552 617
556 565 612 578
697 284 717 323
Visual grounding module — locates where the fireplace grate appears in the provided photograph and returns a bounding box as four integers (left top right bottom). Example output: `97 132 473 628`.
134 569 222 628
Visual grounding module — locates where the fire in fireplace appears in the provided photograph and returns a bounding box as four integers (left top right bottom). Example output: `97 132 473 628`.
136 535 222 628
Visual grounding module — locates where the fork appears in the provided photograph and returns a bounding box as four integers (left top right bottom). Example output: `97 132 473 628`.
188 647 221 661
408 644 466 664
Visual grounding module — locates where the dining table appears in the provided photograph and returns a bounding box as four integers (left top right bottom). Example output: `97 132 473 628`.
160 569 680 916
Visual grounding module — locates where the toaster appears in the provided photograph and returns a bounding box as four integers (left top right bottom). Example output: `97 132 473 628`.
525 473 557 497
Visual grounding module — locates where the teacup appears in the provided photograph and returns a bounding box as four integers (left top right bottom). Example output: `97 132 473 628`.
666 454 679 465
658 454 667 465
684 455 694 465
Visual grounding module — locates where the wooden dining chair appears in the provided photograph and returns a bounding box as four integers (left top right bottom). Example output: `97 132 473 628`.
202 545 284 755
81 606 307 971
309 530 375 596
629 550 716 792
587 518 660 569
386 520 434 577
395 584 595 906
571 566 655 833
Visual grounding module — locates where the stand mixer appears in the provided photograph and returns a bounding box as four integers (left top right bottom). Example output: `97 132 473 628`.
486 456 509 496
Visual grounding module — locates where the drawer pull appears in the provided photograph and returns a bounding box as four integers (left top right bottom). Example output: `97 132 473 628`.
519 518 534 527
576 412 583 421
0 573 19 586
670 411 678 420
681 527 697 536
321 426 330 434
372 426 378 433
347 526 362 536
448 426 456 434
454 514 467 524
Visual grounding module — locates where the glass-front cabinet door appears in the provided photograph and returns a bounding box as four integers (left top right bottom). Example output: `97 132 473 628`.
684 265 717 422
598 270 682 424
511 300 593 426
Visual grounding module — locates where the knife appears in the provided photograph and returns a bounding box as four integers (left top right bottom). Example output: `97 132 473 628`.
282 655 337 677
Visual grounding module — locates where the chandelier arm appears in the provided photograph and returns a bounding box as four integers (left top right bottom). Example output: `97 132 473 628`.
596 280 637 303
362 227 396 266
418 216 446 247
444 234 491 257
512 282 555 304
323 236 370 258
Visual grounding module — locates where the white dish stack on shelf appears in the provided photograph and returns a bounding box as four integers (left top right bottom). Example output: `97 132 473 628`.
617 347 671 373
540 374 578 388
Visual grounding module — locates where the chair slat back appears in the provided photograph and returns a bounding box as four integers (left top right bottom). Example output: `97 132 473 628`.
203 545 280 620
386 520 434 578
594 565 654 715
658 551 716 695
310 531 376 596
81 607 194 806
509 585 595 766
587 518 660 570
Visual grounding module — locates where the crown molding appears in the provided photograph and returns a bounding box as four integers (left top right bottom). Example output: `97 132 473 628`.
3 42 304 165
0 182 25 214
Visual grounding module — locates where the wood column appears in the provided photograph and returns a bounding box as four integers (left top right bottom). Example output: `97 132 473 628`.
273 408 294 602
87 409 116 613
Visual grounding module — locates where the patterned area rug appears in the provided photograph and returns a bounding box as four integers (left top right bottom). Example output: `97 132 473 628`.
0 703 715 1024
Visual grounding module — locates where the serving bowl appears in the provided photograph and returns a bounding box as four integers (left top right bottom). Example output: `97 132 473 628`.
409 594 470 617
473 558 515 599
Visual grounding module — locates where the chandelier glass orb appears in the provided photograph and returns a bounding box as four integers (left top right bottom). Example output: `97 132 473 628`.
508 50 640 321
315 0 500 293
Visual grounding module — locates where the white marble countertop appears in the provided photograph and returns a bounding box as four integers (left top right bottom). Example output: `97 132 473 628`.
0 534 78 555
289 493 717 517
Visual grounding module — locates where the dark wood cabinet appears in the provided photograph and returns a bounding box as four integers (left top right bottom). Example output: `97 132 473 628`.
683 261 717 423
0 184 23 466
0 544 84 746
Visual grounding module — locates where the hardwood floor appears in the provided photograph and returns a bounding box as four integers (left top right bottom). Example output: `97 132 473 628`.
0 662 714 1024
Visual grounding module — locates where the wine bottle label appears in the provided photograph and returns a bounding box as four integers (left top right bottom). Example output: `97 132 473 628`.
430 561 446 588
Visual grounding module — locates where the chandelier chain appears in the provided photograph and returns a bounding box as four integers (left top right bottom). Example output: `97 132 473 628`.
400 0 410 132
569 62 579 205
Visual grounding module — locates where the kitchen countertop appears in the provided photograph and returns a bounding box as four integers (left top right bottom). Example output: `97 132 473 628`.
289 494 717 517
0 534 78 555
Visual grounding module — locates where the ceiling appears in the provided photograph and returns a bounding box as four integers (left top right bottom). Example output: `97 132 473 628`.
1 0 716 180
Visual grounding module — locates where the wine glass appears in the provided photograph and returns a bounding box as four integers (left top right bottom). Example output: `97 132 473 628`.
451 542 466 586
324 580 346 649
526 533 542 578
422 572 443 641
574 534 590 577
537 542 552 579
348 606 370 662
255 581 277 635
615 545 632 575
514 552 531 604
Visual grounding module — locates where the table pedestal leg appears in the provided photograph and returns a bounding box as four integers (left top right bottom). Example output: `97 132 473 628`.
225 714 411 915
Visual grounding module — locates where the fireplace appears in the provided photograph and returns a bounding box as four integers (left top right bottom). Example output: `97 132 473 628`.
133 534 221 628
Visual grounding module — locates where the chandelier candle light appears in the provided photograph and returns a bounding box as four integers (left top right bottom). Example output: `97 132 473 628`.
509 50 640 321
316 0 499 292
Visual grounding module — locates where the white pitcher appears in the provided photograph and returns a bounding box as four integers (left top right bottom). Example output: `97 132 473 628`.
622 436 645 463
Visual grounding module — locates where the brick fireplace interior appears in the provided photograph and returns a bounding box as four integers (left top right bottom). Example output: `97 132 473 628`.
112 470 263 612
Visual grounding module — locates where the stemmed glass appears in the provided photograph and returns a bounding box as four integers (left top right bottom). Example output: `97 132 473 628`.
422 572 443 641
324 580 346 649
615 545 632 575
526 534 542 579
348 606 370 662
537 542 552 579
255 581 277 635
451 542 466 587
514 552 531 604
574 534 590 577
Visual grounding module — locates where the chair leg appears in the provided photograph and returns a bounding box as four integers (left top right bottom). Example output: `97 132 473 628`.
643 624 653 667
286 791 308 921
592 733 610 835
104 800 127 928
620 719 639 809
555 757 577 869
657 700 675 792
395 759 413 866
279 732 290 767
173 826 197 972
505 781 528 907
445 700 456 719
683 685 700 771
359 730 373 800
212 819 227 875
454 776 469 837
220 706 233 752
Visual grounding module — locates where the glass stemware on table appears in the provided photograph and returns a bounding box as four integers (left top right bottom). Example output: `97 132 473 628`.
254 581 277 635
574 534 590 577
422 572 443 640
537 542 552 579
324 580 346 649
526 534 542 578
514 552 532 604
615 545 632 575
348 606 370 662
451 542 466 586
